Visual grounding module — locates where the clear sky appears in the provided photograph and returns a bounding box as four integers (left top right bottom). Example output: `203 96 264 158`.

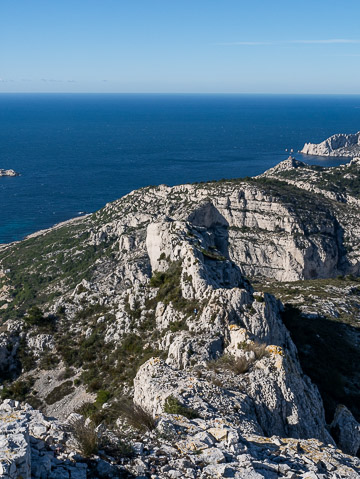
1 0 360 94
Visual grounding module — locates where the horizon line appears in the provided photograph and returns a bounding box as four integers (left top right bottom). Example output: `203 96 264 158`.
1 91 360 96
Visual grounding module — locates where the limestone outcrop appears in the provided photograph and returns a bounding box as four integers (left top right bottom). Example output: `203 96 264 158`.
301 131 360 157
1 398 360 478
0 399 125 479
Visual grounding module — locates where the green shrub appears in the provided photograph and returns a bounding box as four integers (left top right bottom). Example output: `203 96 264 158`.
96 390 111 406
199 248 226 261
0 378 33 401
25 306 44 324
76 401 98 419
45 380 74 405
115 399 156 432
149 271 166 287
69 417 99 457
168 320 188 333
253 295 265 303
39 354 60 370
164 395 200 419
149 261 200 314
86 378 103 393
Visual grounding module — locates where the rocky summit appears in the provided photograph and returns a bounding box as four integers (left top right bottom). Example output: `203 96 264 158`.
0 158 360 478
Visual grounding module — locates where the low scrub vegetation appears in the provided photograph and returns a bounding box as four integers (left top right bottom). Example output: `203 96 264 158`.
0 377 34 401
149 261 200 315
207 354 253 375
69 417 99 457
238 341 269 360
114 399 156 432
45 380 74 405
164 395 200 419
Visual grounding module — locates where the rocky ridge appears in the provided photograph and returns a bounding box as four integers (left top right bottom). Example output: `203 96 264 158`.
301 131 360 157
0 159 359 477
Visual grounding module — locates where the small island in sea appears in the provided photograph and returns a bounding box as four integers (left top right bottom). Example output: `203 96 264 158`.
0 169 19 177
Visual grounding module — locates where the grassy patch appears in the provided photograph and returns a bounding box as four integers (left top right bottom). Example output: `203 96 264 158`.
238 341 269 360
208 354 253 375
0 222 116 320
164 395 200 420
114 399 156 432
69 417 99 457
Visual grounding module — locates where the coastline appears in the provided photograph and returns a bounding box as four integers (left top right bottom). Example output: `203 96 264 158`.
0 214 91 251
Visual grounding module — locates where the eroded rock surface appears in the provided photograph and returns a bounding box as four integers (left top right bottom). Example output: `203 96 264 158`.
0 399 359 478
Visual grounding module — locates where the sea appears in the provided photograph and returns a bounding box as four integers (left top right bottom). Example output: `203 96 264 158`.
1 93 360 244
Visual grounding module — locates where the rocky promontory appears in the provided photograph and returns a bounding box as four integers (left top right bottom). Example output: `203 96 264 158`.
0 168 19 177
0 158 360 477
301 131 360 157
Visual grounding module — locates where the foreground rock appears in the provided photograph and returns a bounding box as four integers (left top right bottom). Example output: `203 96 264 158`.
0 399 359 478
0 399 81 479
301 131 360 157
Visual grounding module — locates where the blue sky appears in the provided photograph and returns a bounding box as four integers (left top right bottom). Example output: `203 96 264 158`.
1 0 360 93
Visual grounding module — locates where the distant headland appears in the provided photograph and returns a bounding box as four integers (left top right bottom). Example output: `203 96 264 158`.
301 131 360 157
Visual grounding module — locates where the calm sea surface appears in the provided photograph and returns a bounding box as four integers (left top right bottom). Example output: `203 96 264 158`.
1 94 360 244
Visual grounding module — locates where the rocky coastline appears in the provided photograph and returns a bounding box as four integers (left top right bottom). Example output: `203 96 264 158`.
0 158 359 478
301 131 360 157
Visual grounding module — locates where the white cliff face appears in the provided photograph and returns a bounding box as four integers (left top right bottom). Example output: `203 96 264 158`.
301 131 360 157
141 182 351 283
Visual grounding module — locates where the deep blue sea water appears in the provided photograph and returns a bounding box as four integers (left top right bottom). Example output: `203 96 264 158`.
1 93 360 244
